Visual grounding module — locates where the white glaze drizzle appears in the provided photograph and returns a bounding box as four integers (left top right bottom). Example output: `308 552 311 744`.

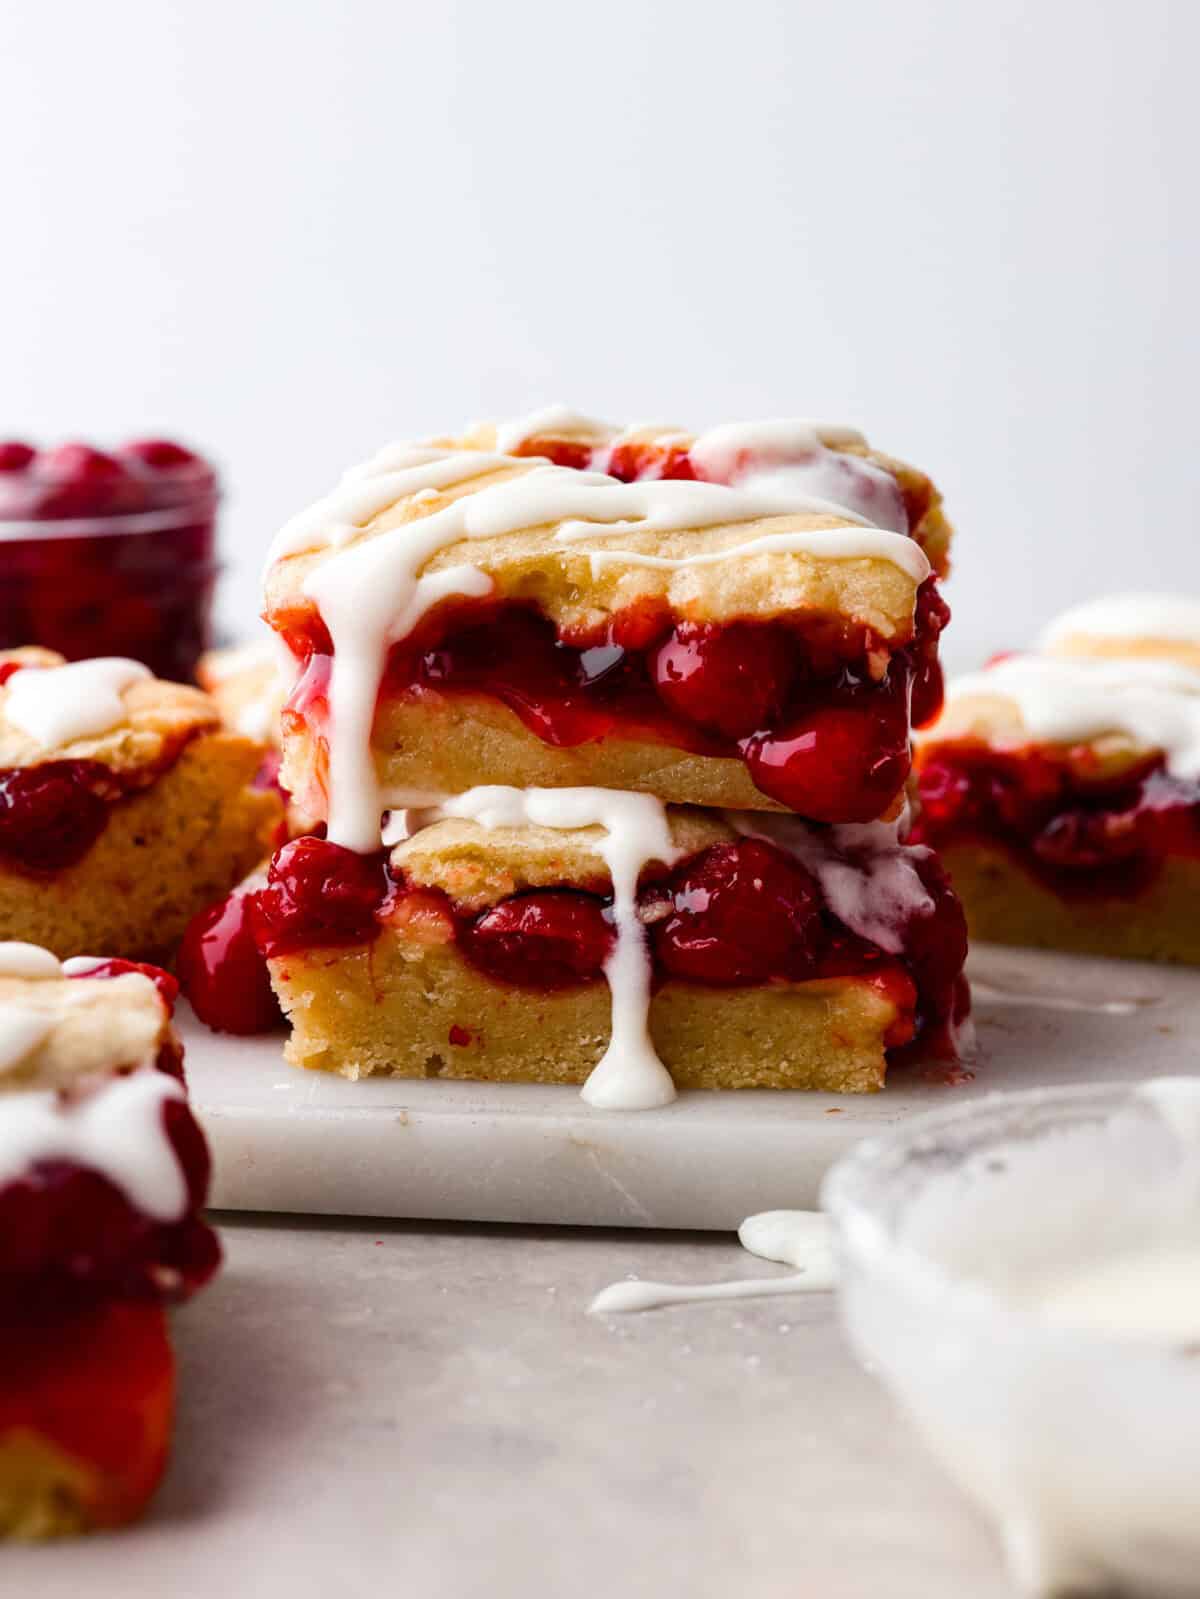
269 448 512 563
942 655 1200 778
1139 1076 1200 1146
60 955 107 978
577 525 928 583
492 405 614 454
1041 592 1200 649
689 419 908 534
289 452 923 850
0 1069 187 1220
0 942 63 979
589 1210 835 1313
4 657 150 748
0 1006 56 1074
728 810 933 954
414 785 681 1111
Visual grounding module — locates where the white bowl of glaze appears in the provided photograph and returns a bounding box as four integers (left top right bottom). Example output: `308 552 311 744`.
822 1079 1200 1598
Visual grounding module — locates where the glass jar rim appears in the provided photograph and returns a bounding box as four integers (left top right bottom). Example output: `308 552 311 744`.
0 495 219 542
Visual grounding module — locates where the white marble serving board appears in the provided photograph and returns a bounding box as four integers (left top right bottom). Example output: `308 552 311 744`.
185 944 1199 1229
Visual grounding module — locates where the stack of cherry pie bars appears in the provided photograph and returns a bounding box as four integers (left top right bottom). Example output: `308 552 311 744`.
252 410 970 1107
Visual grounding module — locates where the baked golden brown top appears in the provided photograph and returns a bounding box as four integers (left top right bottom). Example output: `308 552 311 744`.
263 420 940 646
0 967 170 1091
456 415 953 577
0 648 222 774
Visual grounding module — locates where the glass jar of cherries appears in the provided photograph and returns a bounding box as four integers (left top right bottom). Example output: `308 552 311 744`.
0 439 220 683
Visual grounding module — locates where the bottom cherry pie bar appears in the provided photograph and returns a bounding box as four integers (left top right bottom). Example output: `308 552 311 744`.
0 942 218 1537
243 791 968 1100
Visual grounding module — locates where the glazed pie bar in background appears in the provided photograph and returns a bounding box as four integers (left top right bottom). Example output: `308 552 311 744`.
0 649 282 961
197 635 286 747
913 593 1200 964
0 942 218 1537
251 789 969 1103
197 636 317 840
262 410 954 850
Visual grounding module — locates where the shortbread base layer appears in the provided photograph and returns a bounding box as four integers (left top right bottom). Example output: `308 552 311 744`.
0 735 281 962
937 840 1200 965
286 692 843 819
270 937 902 1095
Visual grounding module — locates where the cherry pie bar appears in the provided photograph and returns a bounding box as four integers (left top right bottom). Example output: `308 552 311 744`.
197 637 315 839
243 789 967 1102
263 410 954 849
0 942 218 1537
0 648 282 961
913 593 1200 964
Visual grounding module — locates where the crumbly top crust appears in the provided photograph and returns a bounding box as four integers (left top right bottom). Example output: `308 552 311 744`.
0 648 222 772
457 417 953 575
0 970 169 1091
391 805 731 908
264 452 926 643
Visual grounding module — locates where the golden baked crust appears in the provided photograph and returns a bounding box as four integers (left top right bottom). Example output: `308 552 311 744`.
0 970 171 1091
270 936 895 1093
0 650 219 776
264 450 925 644
453 418 954 577
281 692 811 822
0 1432 93 1539
936 840 1200 965
0 735 282 962
1047 632 1200 670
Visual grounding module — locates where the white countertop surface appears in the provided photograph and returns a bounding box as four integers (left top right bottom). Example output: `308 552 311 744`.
9 1216 1016 1599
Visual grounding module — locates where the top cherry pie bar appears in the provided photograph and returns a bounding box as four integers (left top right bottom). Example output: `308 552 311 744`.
264 411 954 847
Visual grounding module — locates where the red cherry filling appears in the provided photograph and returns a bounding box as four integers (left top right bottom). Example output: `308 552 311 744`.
0 441 35 473
250 836 393 958
742 698 910 822
649 621 797 740
0 1094 219 1306
0 1301 176 1530
913 749 1200 898
178 890 282 1034
459 890 615 989
70 959 180 1013
651 840 823 984
910 579 950 728
899 851 969 1024
363 593 927 822
0 760 111 873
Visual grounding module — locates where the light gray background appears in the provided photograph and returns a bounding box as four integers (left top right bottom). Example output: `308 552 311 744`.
2 0 1197 668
